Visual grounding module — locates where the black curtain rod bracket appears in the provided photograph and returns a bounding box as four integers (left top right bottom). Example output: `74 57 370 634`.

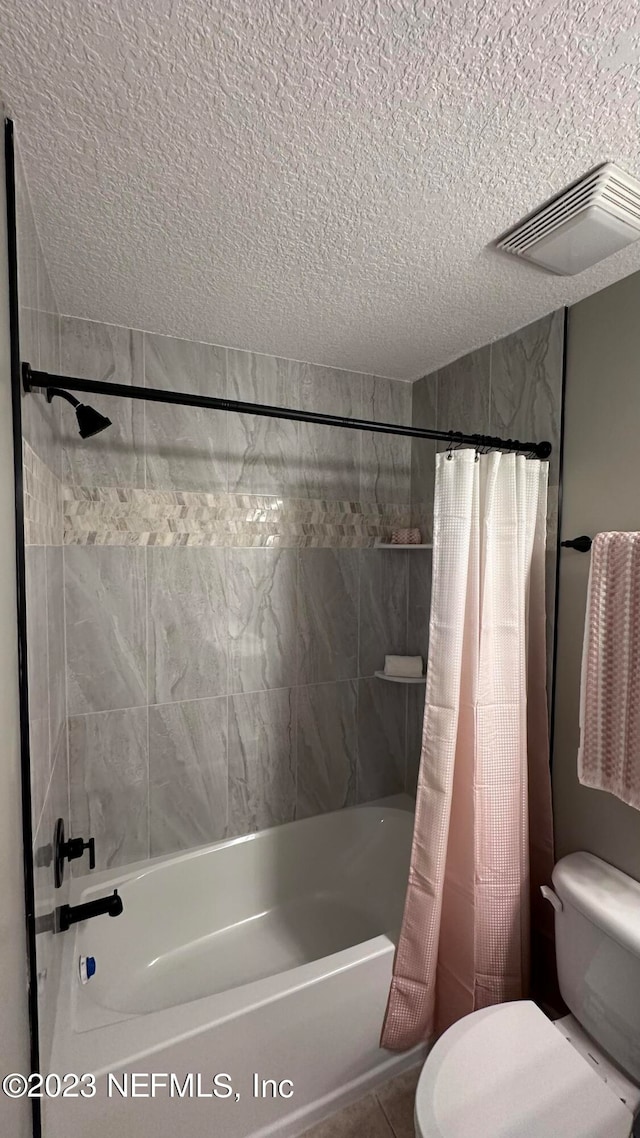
22 362 552 460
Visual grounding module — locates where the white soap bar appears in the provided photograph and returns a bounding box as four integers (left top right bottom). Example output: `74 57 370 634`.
384 655 423 678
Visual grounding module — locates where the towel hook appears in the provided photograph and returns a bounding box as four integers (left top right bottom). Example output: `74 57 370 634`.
561 536 592 553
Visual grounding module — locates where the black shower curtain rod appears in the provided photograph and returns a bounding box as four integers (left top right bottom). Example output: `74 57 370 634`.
22 363 552 460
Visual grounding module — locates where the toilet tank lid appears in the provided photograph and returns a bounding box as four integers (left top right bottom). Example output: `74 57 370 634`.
552 852 640 958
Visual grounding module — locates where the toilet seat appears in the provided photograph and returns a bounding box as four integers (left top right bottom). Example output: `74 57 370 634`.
414 1001 633 1138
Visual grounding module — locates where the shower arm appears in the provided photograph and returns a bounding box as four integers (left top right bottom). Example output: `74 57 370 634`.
43 385 81 408
22 363 552 460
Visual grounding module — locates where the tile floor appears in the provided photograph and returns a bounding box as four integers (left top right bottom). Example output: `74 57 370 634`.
300 1065 420 1138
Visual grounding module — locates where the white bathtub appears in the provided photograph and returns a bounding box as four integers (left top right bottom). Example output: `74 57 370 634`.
46 799 425 1138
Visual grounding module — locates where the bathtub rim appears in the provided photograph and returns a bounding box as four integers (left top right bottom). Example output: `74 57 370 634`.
66 793 415 901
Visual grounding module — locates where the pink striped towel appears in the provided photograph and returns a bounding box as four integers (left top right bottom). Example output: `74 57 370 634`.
578 532 640 811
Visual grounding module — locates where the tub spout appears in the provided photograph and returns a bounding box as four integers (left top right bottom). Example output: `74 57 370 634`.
57 889 123 932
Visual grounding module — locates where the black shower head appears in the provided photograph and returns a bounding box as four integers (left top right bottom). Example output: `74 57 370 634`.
46 387 112 438
75 402 112 439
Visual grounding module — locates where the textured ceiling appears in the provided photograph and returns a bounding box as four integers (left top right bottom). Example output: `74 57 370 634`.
3 1 640 379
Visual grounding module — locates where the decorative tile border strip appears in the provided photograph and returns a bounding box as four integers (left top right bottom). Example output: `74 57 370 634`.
23 440 63 547
63 486 412 547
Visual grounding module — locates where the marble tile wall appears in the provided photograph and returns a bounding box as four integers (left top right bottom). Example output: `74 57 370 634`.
54 318 416 871
60 319 144 488
15 143 70 1070
58 318 413 504
62 487 411 548
408 310 565 793
63 537 417 867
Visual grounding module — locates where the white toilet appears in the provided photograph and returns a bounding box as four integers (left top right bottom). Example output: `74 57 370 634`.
414 851 640 1137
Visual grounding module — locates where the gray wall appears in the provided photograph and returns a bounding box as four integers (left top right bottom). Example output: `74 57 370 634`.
553 270 640 879
408 310 565 788
46 320 418 872
0 125 31 1138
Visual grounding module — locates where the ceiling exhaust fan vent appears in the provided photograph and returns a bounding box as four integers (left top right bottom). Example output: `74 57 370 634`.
496 163 640 275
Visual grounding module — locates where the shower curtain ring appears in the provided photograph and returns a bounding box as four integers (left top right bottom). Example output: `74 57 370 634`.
471 434 484 461
446 432 464 459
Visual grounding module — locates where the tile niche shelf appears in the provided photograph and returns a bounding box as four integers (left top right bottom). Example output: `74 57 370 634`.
373 540 433 549
374 670 427 685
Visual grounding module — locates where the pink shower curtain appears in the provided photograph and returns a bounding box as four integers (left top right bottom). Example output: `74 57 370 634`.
381 449 554 1050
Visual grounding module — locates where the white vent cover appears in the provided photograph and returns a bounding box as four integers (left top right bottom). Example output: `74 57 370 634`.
496 163 640 275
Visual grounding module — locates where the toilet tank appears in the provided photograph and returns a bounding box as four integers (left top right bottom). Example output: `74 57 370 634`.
552 852 640 1083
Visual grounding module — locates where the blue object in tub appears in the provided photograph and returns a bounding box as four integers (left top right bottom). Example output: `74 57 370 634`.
79 955 96 984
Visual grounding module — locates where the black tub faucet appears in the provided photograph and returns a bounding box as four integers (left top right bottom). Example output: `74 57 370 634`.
58 889 123 932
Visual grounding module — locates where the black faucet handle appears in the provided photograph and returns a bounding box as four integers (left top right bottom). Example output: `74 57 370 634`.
54 819 97 887
66 835 96 870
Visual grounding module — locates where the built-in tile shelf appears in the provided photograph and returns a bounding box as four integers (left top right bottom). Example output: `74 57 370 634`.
374 670 427 684
374 540 433 549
